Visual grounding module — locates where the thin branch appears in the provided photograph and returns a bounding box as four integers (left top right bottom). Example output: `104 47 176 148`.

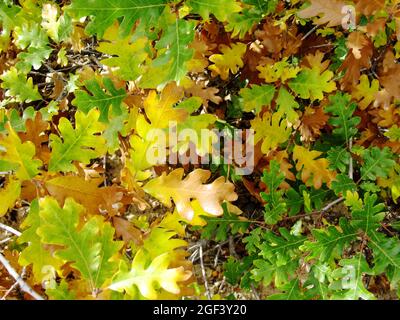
1 267 26 300
0 223 21 237
301 25 318 41
199 242 211 300
0 252 44 300
213 246 221 268
321 197 344 212
0 237 12 245
251 284 261 300
348 138 353 180
190 235 242 263
282 197 345 221
228 236 239 259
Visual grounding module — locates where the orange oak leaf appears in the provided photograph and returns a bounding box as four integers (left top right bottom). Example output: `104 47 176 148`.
45 175 124 215
184 80 222 107
302 51 330 72
299 106 329 142
355 0 385 16
18 113 50 164
338 38 373 90
112 216 143 246
297 0 347 27
347 31 369 60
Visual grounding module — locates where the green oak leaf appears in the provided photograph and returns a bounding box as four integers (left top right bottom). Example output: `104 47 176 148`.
37 197 123 292
48 109 107 172
72 78 126 123
67 0 168 37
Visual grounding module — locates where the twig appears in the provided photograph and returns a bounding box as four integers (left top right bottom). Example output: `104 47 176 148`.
282 197 345 221
0 237 12 245
228 236 239 259
321 197 344 212
348 138 353 180
1 267 26 300
190 235 242 263
213 246 221 268
0 223 21 237
0 252 44 300
103 155 108 186
199 242 211 300
251 284 261 300
301 25 318 41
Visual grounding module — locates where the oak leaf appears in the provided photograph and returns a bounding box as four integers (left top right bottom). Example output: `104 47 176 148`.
0 123 42 180
48 109 107 172
351 75 379 110
72 77 127 123
239 84 275 113
109 249 191 299
355 0 385 16
299 106 328 142
37 197 123 292
18 199 64 283
97 23 148 81
257 58 301 83
0 67 41 103
289 66 336 101
143 83 188 128
187 0 242 22
208 43 247 80
338 39 373 90
184 80 222 107
297 0 347 27
112 217 143 246
347 32 369 60
0 178 21 217
293 145 336 189
67 0 167 37
251 111 292 155
18 113 50 163
143 168 238 220
45 176 124 216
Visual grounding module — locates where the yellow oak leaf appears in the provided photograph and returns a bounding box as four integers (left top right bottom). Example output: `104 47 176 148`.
351 74 379 110
143 83 188 129
257 58 301 83
0 178 21 217
0 123 42 180
208 43 247 80
293 145 336 189
109 249 191 299
97 22 148 81
251 111 292 155
127 83 189 181
143 168 238 220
